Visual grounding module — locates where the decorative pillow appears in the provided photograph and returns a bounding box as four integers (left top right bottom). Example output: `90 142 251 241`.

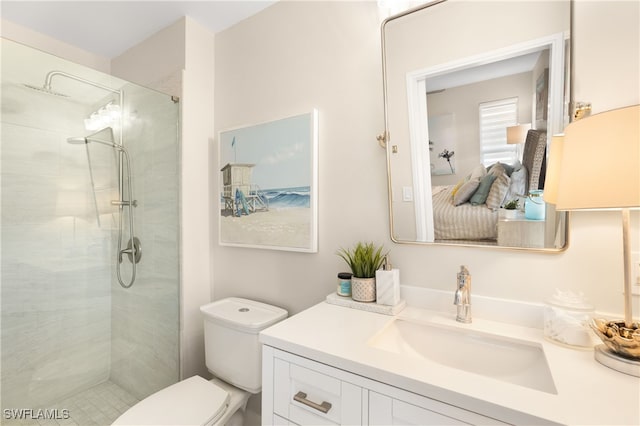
487 161 516 177
453 179 480 206
504 166 528 203
468 164 487 181
470 174 497 205
486 171 511 210
501 162 516 176
510 160 523 173
450 178 467 198
488 162 507 178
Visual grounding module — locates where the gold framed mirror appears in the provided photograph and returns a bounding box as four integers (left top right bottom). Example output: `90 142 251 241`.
381 0 570 251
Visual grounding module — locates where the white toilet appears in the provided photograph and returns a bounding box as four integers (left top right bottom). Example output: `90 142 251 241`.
112 297 288 426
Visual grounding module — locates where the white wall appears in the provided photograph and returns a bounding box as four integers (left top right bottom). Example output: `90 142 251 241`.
213 1 387 314
213 0 639 320
111 19 185 97
573 0 640 114
181 17 215 380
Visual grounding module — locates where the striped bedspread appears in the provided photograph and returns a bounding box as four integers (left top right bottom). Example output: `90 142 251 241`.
432 186 498 241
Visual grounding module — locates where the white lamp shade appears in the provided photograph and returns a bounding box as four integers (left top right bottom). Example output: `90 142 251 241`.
506 123 531 145
542 134 564 205
555 105 640 210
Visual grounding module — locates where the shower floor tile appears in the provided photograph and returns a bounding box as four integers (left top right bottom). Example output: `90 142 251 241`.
58 381 139 426
3 381 139 426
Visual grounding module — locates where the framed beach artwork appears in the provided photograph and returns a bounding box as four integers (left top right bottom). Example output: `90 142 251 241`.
218 110 318 252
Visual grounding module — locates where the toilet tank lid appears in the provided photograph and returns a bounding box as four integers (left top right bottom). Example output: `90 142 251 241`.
200 297 288 333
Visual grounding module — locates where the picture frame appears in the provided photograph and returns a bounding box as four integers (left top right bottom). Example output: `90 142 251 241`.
218 110 318 252
535 68 549 121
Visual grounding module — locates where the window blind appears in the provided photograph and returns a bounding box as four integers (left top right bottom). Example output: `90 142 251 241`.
478 97 518 167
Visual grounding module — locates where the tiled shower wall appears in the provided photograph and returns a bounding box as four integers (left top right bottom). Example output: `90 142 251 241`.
109 83 180 399
1 51 114 408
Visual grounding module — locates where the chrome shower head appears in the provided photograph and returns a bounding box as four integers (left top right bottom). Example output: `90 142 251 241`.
23 83 69 97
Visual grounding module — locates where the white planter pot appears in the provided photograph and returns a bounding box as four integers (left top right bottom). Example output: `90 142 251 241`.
501 208 519 219
351 277 376 302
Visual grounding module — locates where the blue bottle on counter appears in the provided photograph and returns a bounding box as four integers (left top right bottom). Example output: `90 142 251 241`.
525 189 545 220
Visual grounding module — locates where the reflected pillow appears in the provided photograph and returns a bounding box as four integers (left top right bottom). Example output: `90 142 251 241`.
504 166 528 202
469 164 487 181
453 179 480 206
486 171 511 210
470 174 497 205
488 162 507 178
487 161 518 177
501 162 516 176
451 179 466 198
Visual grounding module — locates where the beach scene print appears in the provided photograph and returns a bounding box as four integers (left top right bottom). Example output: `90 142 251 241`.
219 111 317 251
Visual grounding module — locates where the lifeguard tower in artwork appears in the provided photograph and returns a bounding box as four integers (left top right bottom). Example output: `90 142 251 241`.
220 163 269 216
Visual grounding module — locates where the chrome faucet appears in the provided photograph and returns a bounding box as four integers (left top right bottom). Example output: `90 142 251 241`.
453 265 471 323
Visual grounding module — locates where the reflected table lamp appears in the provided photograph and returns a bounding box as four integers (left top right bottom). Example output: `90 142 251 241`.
545 105 639 376
506 123 531 161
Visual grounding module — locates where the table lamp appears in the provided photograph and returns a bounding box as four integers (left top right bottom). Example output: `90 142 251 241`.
546 105 639 376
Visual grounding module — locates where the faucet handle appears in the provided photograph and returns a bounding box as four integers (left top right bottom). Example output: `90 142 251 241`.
453 289 462 305
457 265 470 287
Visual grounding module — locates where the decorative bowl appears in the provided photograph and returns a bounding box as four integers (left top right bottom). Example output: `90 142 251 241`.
590 318 640 359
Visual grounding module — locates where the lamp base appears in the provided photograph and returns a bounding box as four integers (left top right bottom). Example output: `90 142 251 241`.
594 344 640 377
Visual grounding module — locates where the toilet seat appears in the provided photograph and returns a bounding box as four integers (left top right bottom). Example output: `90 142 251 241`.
112 376 229 426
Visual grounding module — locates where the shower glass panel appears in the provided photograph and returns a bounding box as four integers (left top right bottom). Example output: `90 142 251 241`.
1 38 180 425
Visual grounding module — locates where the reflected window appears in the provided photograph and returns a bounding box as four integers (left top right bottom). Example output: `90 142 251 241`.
478 97 518 166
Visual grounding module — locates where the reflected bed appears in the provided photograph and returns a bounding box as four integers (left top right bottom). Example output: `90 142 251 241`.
432 130 547 242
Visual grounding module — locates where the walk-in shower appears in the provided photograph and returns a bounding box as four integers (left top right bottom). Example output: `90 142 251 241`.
1 38 180 425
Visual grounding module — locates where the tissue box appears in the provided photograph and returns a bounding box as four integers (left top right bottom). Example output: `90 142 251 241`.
375 269 400 306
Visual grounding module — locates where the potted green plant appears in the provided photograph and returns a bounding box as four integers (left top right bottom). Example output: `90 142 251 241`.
337 242 387 302
502 198 520 219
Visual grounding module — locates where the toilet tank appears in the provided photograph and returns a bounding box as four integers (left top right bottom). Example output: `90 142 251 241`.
200 297 287 394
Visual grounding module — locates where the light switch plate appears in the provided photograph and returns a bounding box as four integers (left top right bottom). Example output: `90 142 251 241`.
402 186 413 202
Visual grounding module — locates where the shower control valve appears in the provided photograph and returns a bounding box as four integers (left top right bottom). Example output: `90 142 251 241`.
111 199 138 207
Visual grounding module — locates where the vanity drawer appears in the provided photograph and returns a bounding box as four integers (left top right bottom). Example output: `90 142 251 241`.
369 390 508 426
272 355 362 425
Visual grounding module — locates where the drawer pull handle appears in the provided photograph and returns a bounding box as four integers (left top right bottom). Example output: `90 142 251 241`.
293 391 332 414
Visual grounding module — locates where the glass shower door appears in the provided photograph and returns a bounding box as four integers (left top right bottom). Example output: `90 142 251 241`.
1 38 180 426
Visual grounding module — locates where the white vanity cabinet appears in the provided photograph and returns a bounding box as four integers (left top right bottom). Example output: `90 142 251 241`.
262 346 507 426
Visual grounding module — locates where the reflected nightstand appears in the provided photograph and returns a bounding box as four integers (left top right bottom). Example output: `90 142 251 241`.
497 210 545 248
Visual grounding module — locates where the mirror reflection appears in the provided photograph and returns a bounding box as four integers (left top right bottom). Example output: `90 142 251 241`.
382 0 570 250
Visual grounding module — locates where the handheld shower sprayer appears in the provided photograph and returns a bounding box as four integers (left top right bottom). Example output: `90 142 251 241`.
67 131 140 288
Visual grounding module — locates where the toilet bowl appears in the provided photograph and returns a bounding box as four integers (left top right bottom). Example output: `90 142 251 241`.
112 298 287 426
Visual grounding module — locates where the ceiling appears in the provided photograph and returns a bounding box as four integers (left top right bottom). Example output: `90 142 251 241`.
425 51 544 93
1 1 277 58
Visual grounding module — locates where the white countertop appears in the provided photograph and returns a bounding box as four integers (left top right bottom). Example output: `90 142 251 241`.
260 296 640 425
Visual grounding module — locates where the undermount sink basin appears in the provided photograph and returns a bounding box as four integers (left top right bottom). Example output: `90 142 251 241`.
368 319 557 394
